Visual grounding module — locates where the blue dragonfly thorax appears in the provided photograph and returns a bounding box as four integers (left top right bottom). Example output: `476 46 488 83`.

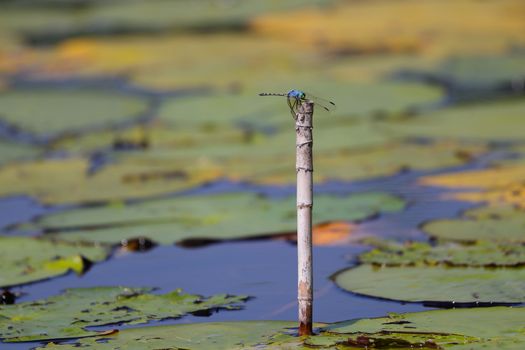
287 89 306 100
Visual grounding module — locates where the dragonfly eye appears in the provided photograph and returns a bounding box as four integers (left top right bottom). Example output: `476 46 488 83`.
300 93 306 100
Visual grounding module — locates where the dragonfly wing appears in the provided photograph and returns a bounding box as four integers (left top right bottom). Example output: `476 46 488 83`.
304 93 336 112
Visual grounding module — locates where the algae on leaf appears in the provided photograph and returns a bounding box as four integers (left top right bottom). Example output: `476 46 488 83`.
0 236 109 288
0 287 248 342
334 264 525 304
31 192 405 244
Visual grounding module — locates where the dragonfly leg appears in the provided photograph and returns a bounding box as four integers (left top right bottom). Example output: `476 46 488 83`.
287 96 298 119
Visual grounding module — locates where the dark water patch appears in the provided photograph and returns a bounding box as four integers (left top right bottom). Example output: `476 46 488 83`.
0 196 55 233
9 241 429 334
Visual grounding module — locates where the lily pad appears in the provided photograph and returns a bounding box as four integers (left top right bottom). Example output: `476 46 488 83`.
379 99 525 142
32 192 405 244
420 162 525 208
0 156 221 205
0 0 334 45
252 0 525 56
0 140 40 165
421 162 525 190
327 306 525 344
334 264 525 304
237 141 486 184
51 121 252 155
0 287 247 342
158 82 442 128
423 205 525 243
0 236 109 288
359 239 525 267
0 88 150 139
435 54 525 87
34 307 525 349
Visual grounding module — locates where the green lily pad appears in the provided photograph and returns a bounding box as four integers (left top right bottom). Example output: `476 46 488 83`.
236 141 486 184
32 192 405 244
0 236 109 288
0 287 248 342
0 88 149 138
51 122 251 155
435 54 525 87
423 205 525 243
378 99 525 142
327 306 525 343
359 239 525 267
0 140 40 165
334 264 525 304
0 0 334 44
35 321 299 349
0 156 221 205
34 307 525 349
142 120 395 162
158 82 442 129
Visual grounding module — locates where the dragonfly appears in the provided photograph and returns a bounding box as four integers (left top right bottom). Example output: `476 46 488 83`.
259 89 336 118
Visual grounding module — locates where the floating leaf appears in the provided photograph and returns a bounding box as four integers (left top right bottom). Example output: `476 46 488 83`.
34 307 525 349
238 141 486 185
51 121 252 155
35 321 299 349
451 183 525 209
420 160 525 209
423 205 525 243
0 156 221 205
81 129 481 187
0 287 248 342
0 141 40 165
0 236 109 288
0 88 150 139
159 82 441 127
434 53 525 87
32 192 405 244
421 162 525 189
334 264 525 304
252 0 525 56
360 239 525 267
381 100 525 142
327 307 524 343
311 221 355 246
0 0 334 46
